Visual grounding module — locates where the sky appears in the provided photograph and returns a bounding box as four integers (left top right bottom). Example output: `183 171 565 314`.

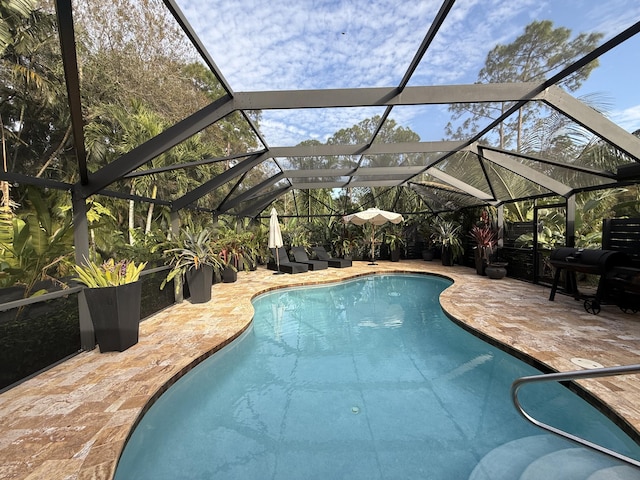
177 0 640 147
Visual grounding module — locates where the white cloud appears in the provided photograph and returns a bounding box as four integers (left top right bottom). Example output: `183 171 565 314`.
585 1 640 40
260 107 386 146
612 105 640 133
177 0 638 145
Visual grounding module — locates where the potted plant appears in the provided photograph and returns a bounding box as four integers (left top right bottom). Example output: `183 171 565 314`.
162 228 222 303
469 211 500 275
73 258 147 352
418 217 435 261
431 218 464 266
333 226 360 260
383 227 405 262
215 230 251 283
243 228 265 270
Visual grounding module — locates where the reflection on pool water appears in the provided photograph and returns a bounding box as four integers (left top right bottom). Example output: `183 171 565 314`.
115 274 640 479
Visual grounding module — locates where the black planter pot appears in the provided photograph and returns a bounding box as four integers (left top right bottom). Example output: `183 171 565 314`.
390 247 401 262
486 263 508 279
422 249 434 261
474 249 487 275
185 265 214 303
441 246 454 266
84 281 142 353
222 265 237 283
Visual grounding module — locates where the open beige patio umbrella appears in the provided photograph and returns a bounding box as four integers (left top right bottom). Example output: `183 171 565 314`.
269 207 284 274
343 208 404 265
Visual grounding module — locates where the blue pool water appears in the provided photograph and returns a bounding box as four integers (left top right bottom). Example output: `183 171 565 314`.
115 274 640 479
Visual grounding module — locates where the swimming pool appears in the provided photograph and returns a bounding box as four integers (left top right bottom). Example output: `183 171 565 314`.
115 274 640 479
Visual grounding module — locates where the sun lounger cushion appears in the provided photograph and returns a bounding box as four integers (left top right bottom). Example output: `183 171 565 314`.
267 247 309 274
312 246 352 268
290 246 328 270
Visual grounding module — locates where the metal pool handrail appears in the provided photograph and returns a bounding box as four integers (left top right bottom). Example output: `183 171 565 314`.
511 363 640 468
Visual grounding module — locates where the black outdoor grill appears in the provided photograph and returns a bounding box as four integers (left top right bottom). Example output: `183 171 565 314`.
549 247 632 314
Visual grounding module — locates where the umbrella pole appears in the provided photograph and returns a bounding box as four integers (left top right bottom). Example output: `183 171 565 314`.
274 247 284 275
369 225 377 265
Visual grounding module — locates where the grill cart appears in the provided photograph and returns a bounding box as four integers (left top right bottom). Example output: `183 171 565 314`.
548 248 630 314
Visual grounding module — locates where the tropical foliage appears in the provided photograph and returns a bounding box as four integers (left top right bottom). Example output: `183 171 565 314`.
0 188 73 296
161 228 223 289
469 212 500 262
431 217 464 262
0 4 637 294
73 258 147 288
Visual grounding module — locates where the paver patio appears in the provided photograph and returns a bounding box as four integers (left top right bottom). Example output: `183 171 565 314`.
0 260 638 479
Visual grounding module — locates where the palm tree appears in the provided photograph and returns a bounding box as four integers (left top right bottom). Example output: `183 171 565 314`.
0 0 63 268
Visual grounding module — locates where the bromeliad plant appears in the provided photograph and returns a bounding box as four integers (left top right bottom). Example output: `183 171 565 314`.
431 217 464 265
161 228 223 290
73 258 148 288
73 257 148 353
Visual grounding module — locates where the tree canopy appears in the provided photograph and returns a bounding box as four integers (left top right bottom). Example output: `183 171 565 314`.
446 20 603 152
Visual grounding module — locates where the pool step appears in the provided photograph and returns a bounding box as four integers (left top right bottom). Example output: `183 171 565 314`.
469 435 640 480
587 466 640 480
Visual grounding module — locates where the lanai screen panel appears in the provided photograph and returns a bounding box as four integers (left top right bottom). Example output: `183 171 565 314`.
510 155 615 190
431 151 492 193
279 155 359 171
410 182 486 212
76 2 233 177
14 0 639 219
258 107 388 147
209 157 285 213
106 120 258 201
482 162 553 202
176 1 441 92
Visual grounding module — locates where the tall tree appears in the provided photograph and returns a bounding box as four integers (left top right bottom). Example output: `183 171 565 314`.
183 62 261 158
72 0 201 123
326 116 421 211
446 20 603 151
0 0 63 175
85 100 226 242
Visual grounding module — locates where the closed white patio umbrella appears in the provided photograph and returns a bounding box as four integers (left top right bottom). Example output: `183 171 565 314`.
269 207 284 274
343 208 404 265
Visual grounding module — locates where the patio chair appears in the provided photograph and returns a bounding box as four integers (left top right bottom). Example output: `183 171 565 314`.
311 246 352 268
267 247 309 274
290 246 328 270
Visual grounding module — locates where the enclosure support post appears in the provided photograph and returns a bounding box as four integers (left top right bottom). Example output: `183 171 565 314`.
167 211 184 302
71 190 95 351
566 195 576 248
170 211 180 238
533 200 540 285
497 205 504 248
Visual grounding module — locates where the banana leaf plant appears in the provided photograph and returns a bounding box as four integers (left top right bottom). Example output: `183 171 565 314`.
0 188 74 297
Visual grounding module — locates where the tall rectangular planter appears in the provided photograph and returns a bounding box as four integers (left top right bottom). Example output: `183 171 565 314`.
222 265 237 283
185 264 214 303
84 281 142 353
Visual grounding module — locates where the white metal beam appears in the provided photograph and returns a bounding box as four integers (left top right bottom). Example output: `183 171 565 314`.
425 168 495 202
542 86 640 162
478 147 572 196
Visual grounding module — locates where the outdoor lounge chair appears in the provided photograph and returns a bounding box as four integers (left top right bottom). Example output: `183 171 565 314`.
290 246 328 270
311 246 352 268
267 247 309 274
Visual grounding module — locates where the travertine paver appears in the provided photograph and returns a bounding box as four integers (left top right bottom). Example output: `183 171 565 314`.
0 261 638 479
